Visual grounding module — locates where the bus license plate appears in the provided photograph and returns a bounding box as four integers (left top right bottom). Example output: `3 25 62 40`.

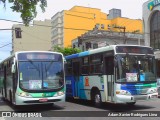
39 98 48 102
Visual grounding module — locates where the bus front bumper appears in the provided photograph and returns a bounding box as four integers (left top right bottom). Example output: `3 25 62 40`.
15 94 65 105
115 93 158 103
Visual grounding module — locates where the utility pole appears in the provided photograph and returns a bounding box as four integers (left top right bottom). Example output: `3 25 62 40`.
132 30 140 45
112 25 126 44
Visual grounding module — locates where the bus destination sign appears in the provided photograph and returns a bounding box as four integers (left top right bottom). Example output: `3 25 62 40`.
116 46 153 54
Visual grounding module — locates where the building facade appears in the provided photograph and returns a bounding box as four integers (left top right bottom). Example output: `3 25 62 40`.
51 12 64 48
12 20 52 53
72 29 144 51
51 6 143 48
143 0 160 77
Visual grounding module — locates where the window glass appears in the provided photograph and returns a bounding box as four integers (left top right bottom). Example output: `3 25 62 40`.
90 54 103 74
90 54 102 64
81 57 89 75
150 11 160 49
82 57 89 65
90 64 102 74
66 60 72 75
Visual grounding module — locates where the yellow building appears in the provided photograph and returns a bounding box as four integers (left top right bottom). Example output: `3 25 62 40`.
51 6 143 48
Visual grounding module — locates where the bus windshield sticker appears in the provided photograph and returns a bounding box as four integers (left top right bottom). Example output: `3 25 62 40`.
20 72 23 80
43 82 48 88
29 80 42 89
126 73 137 82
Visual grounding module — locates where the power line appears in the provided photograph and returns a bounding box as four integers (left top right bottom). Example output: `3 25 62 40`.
0 18 91 30
0 29 14 31
0 43 12 48
0 19 23 24
0 17 142 32
0 18 150 40
22 30 51 43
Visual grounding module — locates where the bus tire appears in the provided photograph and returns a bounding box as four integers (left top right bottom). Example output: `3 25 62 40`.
127 102 136 106
93 91 102 107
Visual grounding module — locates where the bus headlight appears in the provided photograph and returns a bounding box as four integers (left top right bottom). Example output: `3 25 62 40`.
57 91 64 96
147 88 157 94
154 88 157 93
116 90 131 95
17 92 31 97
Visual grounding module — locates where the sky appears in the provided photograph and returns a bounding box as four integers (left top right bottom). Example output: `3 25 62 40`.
0 0 148 62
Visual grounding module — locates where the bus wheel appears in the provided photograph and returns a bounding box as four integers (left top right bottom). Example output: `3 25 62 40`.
93 91 102 107
127 102 136 106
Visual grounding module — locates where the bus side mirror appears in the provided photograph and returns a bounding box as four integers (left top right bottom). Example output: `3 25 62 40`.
64 58 67 64
11 64 16 73
11 57 16 73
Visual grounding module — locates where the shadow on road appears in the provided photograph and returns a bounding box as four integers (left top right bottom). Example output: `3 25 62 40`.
0 96 156 112
66 98 155 112
13 104 65 112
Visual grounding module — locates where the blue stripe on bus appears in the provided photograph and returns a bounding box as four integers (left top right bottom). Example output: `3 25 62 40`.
66 76 75 97
65 51 89 59
78 76 87 99
65 53 79 59
79 51 89 57
121 84 137 95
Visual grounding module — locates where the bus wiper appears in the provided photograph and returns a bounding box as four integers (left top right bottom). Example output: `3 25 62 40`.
27 59 40 76
45 61 54 72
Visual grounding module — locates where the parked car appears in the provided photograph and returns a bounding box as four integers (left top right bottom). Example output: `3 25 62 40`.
157 78 160 98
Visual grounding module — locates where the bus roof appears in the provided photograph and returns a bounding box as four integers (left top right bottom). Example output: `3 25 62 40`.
0 51 63 64
65 45 153 60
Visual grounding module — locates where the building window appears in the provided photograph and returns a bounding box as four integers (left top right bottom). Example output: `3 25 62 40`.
15 28 22 38
150 11 160 49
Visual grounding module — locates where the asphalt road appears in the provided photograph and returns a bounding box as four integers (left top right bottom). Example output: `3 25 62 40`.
0 97 160 120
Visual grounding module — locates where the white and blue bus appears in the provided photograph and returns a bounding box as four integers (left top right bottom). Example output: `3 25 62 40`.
0 51 65 106
65 45 158 106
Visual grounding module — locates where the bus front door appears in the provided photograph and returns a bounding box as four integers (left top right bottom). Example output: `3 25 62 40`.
72 61 80 98
104 56 114 102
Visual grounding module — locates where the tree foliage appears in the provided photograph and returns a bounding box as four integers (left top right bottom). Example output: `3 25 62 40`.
0 0 47 25
53 46 82 56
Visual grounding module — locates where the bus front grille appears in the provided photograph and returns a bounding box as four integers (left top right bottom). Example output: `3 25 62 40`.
23 99 61 103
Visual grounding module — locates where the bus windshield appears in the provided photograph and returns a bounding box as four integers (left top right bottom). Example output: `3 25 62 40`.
18 61 64 91
116 54 156 83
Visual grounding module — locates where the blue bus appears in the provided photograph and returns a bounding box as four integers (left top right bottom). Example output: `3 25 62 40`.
65 45 158 106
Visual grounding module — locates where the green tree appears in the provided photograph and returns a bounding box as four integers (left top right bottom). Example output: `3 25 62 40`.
53 46 81 56
0 0 47 25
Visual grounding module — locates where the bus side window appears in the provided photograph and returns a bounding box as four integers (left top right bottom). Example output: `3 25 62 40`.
90 54 103 74
105 56 114 75
66 60 72 76
81 57 89 75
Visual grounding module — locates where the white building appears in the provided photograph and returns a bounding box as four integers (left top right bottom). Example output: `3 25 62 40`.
72 29 144 51
143 0 160 77
51 11 64 48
